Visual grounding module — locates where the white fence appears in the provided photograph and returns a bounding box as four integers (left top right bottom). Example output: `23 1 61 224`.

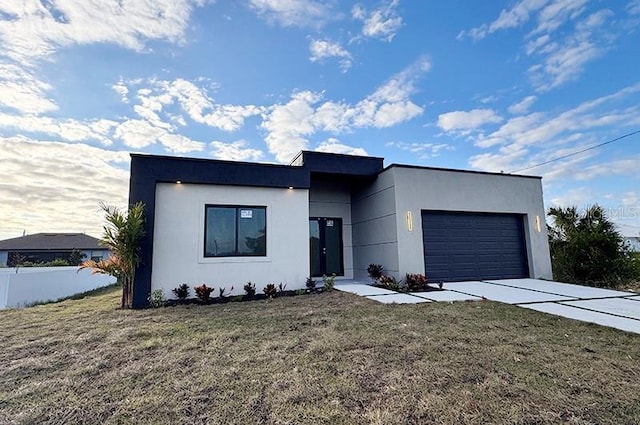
0 266 115 309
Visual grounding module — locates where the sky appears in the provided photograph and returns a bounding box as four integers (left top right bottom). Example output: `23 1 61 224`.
1 0 640 241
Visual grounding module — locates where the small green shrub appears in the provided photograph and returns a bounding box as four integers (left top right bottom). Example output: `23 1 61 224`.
172 283 190 300
148 289 165 308
194 284 214 302
306 276 316 290
367 264 384 282
405 273 428 291
244 282 256 297
322 274 336 291
379 275 400 291
295 289 306 296
263 283 277 298
218 286 233 298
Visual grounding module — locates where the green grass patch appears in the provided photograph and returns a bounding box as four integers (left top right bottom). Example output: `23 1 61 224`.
1 287 639 424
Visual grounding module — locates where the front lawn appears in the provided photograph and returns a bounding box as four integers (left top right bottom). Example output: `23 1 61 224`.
1 287 639 424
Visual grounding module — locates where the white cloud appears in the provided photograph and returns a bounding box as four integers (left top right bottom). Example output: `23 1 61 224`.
248 0 333 27
0 1 201 63
477 83 640 149
629 0 640 15
261 58 430 162
352 0 403 42
125 78 264 132
158 133 205 153
0 64 57 114
112 79 130 104
315 138 367 156
459 1 618 92
309 39 352 72
113 119 166 149
437 109 503 132
549 187 595 207
0 136 130 241
467 84 640 181
210 140 265 161
508 95 537 114
0 0 204 114
387 141 452 159
459 0 548 41
622 191 639 206
0 113 117 145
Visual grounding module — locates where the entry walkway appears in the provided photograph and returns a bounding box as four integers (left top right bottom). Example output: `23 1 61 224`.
335 279 640 334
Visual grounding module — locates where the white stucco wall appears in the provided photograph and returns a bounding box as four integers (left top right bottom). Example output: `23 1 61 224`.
0 266 115 309
152 183 310 298
389 166 553 280
309 179 354 279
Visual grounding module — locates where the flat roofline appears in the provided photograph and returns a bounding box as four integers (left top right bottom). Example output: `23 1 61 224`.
130 153 294 170
384 163 542 180
289 150 385 165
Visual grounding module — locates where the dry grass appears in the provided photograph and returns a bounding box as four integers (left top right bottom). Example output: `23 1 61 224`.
1 287 640 425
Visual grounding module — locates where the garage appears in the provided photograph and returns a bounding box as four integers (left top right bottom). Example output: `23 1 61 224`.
421 211 529 282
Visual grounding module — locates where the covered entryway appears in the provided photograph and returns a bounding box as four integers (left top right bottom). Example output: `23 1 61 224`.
421 211 529 282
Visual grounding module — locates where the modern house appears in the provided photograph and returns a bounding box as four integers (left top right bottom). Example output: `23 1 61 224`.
129 151 552 308
0 233 109 267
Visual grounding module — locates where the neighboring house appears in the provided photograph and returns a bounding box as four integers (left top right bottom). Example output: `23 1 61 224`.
618 224 640 252
129 151 553 308
0 233 109 267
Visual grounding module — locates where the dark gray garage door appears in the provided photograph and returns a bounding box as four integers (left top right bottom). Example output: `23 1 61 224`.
422 211 529 282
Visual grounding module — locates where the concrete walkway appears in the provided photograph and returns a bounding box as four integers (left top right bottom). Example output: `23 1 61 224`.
335 279 640 335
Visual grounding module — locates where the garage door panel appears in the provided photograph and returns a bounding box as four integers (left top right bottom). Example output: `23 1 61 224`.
422 211 529 282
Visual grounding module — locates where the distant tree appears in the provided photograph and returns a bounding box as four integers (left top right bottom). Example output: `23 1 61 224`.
79 202 145 308
68 249 86 266
547 205 638 287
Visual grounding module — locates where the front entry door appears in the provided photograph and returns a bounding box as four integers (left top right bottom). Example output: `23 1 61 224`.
309 217 344 277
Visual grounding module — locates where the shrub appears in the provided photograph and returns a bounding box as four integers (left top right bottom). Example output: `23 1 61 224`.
148 289 165 308
548 205 639 287
172 283 190 300
305 276 316 290
263 283 277 298
295 289 306 296
367 264 384 282
244 282 256 297
379 275 400 291
278 282 287 293
322 274 336 291
194 284 214 302
218 286 233 298
405 273 428 291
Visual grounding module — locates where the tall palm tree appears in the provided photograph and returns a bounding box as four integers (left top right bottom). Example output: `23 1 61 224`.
80 202 145 308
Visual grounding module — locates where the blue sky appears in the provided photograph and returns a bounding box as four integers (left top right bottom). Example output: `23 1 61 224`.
1 0 640 240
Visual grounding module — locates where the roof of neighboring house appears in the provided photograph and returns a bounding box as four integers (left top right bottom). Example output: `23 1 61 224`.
0 233 105 251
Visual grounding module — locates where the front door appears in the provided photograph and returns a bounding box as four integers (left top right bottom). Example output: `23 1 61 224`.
309 217 344 277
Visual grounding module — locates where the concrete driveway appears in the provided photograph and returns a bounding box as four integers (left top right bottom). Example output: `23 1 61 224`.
335 279 640 335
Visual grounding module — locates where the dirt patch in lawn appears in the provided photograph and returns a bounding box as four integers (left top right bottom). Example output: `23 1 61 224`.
1 287 639 424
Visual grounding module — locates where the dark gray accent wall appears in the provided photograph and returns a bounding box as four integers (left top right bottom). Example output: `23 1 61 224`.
294 151 384 177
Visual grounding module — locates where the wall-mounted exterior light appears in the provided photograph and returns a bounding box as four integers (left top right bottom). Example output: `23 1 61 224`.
535 215 541 233
176 180 182 184
406 211 413 231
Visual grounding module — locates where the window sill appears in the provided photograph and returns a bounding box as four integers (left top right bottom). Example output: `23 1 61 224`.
197 256 272 265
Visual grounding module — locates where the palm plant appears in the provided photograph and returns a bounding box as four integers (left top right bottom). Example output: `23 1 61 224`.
79 201 145 308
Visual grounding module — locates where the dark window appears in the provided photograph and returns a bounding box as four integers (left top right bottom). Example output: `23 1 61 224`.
204 205 266 257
